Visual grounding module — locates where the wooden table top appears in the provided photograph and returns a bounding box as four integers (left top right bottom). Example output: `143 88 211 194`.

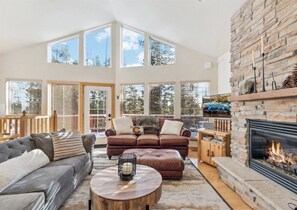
90 165 162 201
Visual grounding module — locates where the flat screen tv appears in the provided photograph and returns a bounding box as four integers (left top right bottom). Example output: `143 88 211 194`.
202 94 231 118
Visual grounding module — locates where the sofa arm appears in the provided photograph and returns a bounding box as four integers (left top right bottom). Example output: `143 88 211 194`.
81 134 96 154
105 128 116 137
181 128 191 137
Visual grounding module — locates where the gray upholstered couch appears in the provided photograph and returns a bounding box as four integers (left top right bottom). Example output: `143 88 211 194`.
0 134 95 210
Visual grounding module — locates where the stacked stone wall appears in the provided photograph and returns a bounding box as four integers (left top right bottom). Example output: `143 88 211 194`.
230 0 297 165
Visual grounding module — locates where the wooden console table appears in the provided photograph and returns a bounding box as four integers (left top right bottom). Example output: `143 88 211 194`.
197 129 231 167
90 165 162 210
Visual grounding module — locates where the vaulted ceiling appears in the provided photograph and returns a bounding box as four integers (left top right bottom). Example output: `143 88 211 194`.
0 0 244 57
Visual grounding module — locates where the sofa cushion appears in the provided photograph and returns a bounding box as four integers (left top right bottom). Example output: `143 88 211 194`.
0 149 50 193
107 135 137 146
113 117 133 135
1 165 74 202
47 154 89 174
143 127 159 135
137 134 159 146
159 135 189 146
0 192 45 210
31 133 54 161
51 131 86 161
160 120 184 136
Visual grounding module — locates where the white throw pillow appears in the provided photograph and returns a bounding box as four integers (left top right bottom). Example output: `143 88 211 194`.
0 149 50 193
113 117 133 135
160 120 184 136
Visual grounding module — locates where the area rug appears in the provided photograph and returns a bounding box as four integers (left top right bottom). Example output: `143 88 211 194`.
59 148 231 210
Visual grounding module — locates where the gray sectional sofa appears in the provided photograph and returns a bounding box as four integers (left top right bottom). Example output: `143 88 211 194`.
0 134 95 210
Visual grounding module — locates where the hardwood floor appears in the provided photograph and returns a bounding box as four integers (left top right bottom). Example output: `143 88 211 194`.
188 149 252 210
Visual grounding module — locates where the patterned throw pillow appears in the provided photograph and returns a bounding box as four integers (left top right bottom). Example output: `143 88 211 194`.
51 131 86 161
131 126 144 135
137 116 160 128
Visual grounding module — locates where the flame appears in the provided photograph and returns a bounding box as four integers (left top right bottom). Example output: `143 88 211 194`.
268 140 296 165
271 140 283 155
269 140 286 163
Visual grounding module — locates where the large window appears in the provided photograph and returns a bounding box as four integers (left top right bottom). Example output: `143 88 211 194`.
121 26 145 67
48 36 79 65
181 82 210 116
7 80 42 115
49 83 79 131
150 37 175 66
121 84 144 115
149 84 175 115
84 26 111 67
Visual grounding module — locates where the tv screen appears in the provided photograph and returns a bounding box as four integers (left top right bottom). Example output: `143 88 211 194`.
202 94 231 118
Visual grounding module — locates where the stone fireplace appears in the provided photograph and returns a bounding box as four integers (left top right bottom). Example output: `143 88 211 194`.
249 120 297 194
212 0 297 209
229 0 297 166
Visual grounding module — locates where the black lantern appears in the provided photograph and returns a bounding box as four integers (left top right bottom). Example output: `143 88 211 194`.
118 153 136 181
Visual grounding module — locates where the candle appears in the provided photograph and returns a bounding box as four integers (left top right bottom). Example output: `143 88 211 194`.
261 36 264 54
252 51 256 67
122 162 133 175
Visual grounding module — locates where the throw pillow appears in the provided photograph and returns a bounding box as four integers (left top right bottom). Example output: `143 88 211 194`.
137 116 160 128
160 120 184 136
0 149 49 193
131 126 144 135
51 131 86 161
31 133 54 161
112 117 133 135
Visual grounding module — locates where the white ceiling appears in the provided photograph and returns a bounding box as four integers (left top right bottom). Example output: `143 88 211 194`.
0 0 244 58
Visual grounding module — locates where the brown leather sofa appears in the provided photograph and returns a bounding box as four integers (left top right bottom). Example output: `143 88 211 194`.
105 118 191 159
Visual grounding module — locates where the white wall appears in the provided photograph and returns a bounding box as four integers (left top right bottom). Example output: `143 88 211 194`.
0 21 218 118
217 51 231 94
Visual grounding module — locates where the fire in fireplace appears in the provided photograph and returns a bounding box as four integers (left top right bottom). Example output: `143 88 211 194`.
249 120 297 194
266 140 297 176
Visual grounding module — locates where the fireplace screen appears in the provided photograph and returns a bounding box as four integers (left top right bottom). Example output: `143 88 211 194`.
249 120 297 194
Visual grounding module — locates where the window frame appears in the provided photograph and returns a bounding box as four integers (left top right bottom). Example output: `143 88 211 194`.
148 82 176 116
120 25 145 68
120 83 145 116
6 78 43 116
83 24 112 68
180 81 210 116
47 35 80 65
149 36 176 66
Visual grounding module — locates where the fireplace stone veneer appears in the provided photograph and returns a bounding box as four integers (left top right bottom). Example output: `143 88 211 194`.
216 0 297 208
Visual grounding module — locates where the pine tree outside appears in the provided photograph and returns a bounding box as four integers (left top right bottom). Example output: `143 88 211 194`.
8 80 42 115
121 84 144 115
149 84 175 115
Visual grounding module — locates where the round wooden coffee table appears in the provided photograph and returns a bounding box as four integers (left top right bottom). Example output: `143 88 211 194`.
90 165 162 210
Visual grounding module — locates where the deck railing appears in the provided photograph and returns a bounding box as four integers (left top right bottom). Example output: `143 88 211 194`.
0 110 58 137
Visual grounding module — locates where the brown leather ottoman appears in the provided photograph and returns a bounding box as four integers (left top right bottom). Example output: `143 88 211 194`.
123 148 184 180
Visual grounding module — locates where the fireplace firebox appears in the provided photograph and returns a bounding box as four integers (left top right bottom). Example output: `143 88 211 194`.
249 120 297 194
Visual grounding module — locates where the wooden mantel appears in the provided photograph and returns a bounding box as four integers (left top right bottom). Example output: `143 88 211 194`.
229 87 297 102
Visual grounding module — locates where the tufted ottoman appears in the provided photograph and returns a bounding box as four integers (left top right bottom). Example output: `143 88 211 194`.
123 148 184 180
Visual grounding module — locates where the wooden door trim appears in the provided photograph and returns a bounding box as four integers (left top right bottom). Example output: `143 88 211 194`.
79 82 115 134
